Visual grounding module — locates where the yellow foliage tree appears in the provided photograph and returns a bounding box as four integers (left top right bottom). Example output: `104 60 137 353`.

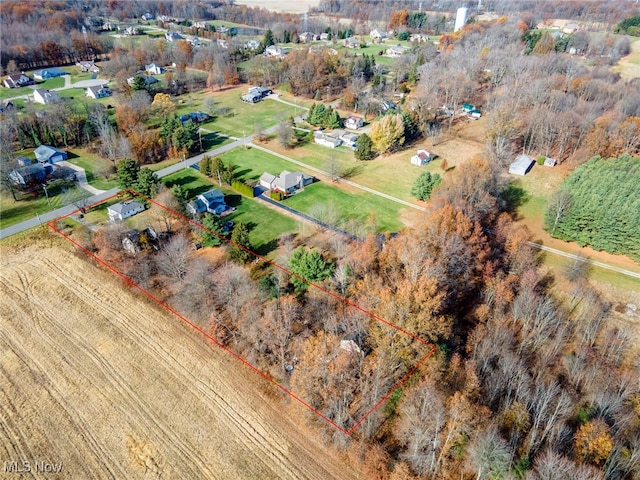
370 113 405 154
575 419 613 466
151 93 176 117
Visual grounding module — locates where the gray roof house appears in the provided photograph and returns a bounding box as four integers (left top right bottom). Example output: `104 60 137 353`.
34 145 67 164
314 131 342 148
108 200 146 222
509 154 535 176
3 73 34 88
9 164 47 185
259 171 313 195
86 85 112 99
33 88 61 105
187 189 228 215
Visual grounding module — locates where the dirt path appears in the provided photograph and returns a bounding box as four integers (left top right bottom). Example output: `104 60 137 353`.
0 239 361 479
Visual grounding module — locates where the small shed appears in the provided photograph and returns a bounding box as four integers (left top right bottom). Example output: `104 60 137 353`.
411 149 431 166
509 154 535 176
543 157 557 167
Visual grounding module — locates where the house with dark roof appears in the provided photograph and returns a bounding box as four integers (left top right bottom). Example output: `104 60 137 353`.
0 101 15 113
259 171 313 195
33 68 67 81
34 145 67 164
86 85 112 99
344 37 362 49
165 30 183 42
187 189 228 215
8 164 47 186
108 200 146 222
3 73 34 88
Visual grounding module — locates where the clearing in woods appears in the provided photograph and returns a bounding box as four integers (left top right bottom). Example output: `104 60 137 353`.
0 234 363 479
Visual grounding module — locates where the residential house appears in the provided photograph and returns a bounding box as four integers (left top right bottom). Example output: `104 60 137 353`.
265 45 285 58
122 227 158 254
33 88 61 105
245 40 261 50
145 63 165 75
33 68 66 81
343 37 362 49
509 154 535 176
313 131 342 148
386 45 407 57
102 22 116 31
16 156 32 167
141 13 155 21
188 36 201 47
259 171 313 195
179 111 210 124
216 39 228 49
122 26 139 36
379 100 397 112
34 145 67 164
369 29 388 43
8 164 47 186
85 85 112 99
76 61 99 73
320 32 330 41
165 30 183 42
299 32 317 43
410 149 431 166
339 132 359 148
410 33 430 43
241 86 272 103
108 200 145 222
0 101 15 113
187 189 228 215
192 21 208 29
345 116 363 130
462 103 476 113
3 73 34 88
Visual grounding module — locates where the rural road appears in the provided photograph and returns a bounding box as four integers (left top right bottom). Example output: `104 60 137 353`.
2 130 639 282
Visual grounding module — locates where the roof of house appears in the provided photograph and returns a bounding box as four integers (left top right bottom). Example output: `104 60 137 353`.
314 131 342 146
275 171 310 191
6 73 28 81
34 67 66 77
510 154 535 173
108 200 144 216
199 189 224 204
86 85 110 96
260 172 277 185
188 198 207 213
34 145 65 160
12 163 46 178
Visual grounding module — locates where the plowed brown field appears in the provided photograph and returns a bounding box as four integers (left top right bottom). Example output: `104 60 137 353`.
0 236 361 479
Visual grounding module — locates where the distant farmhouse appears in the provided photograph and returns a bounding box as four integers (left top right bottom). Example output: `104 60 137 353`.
108 200 145 222
187 189 229 215
260 171 313 195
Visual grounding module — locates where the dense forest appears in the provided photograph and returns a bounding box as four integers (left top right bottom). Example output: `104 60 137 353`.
83 156 640 479
545 155 640 261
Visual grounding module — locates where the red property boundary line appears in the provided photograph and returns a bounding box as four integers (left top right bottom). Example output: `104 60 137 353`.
49 190 437 435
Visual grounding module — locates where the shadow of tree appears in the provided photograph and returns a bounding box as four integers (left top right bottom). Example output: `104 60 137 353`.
501 182 530 217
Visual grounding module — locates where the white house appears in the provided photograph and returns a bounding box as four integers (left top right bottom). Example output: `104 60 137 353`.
245 40 260 50
320 32 330 41
35 145 67 164
259 171 313 195
85 85 112 99
314 131 342 148
339 132 359 148
369 29 388 43
509 154 535 176
265 45 285 58
345 116 363 130
145 63 165 75
3 73 33 88
108 200 145 222
165 30 183 42
299 32 317 43
411 149 432 166
343 37 362 49
386 45 407 57
76 61 99 73
33 88 60 105
410 33 430 43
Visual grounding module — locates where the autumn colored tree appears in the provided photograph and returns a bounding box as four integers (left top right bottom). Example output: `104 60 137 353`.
389 10 409 30
370 114 405 154
151 93 176 118
575 419 613 467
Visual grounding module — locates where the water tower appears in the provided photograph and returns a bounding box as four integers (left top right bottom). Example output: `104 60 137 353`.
454 7 468 32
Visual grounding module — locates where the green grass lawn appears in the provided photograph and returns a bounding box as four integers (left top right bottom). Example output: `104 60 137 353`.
170 87 299 137
0 183 86 229
35 76 66 89
66 151 118 191
284 182 403 232
219 146 404 232
161 169 297 255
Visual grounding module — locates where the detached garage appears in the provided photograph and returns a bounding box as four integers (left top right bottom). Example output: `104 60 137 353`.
509 154 535 176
